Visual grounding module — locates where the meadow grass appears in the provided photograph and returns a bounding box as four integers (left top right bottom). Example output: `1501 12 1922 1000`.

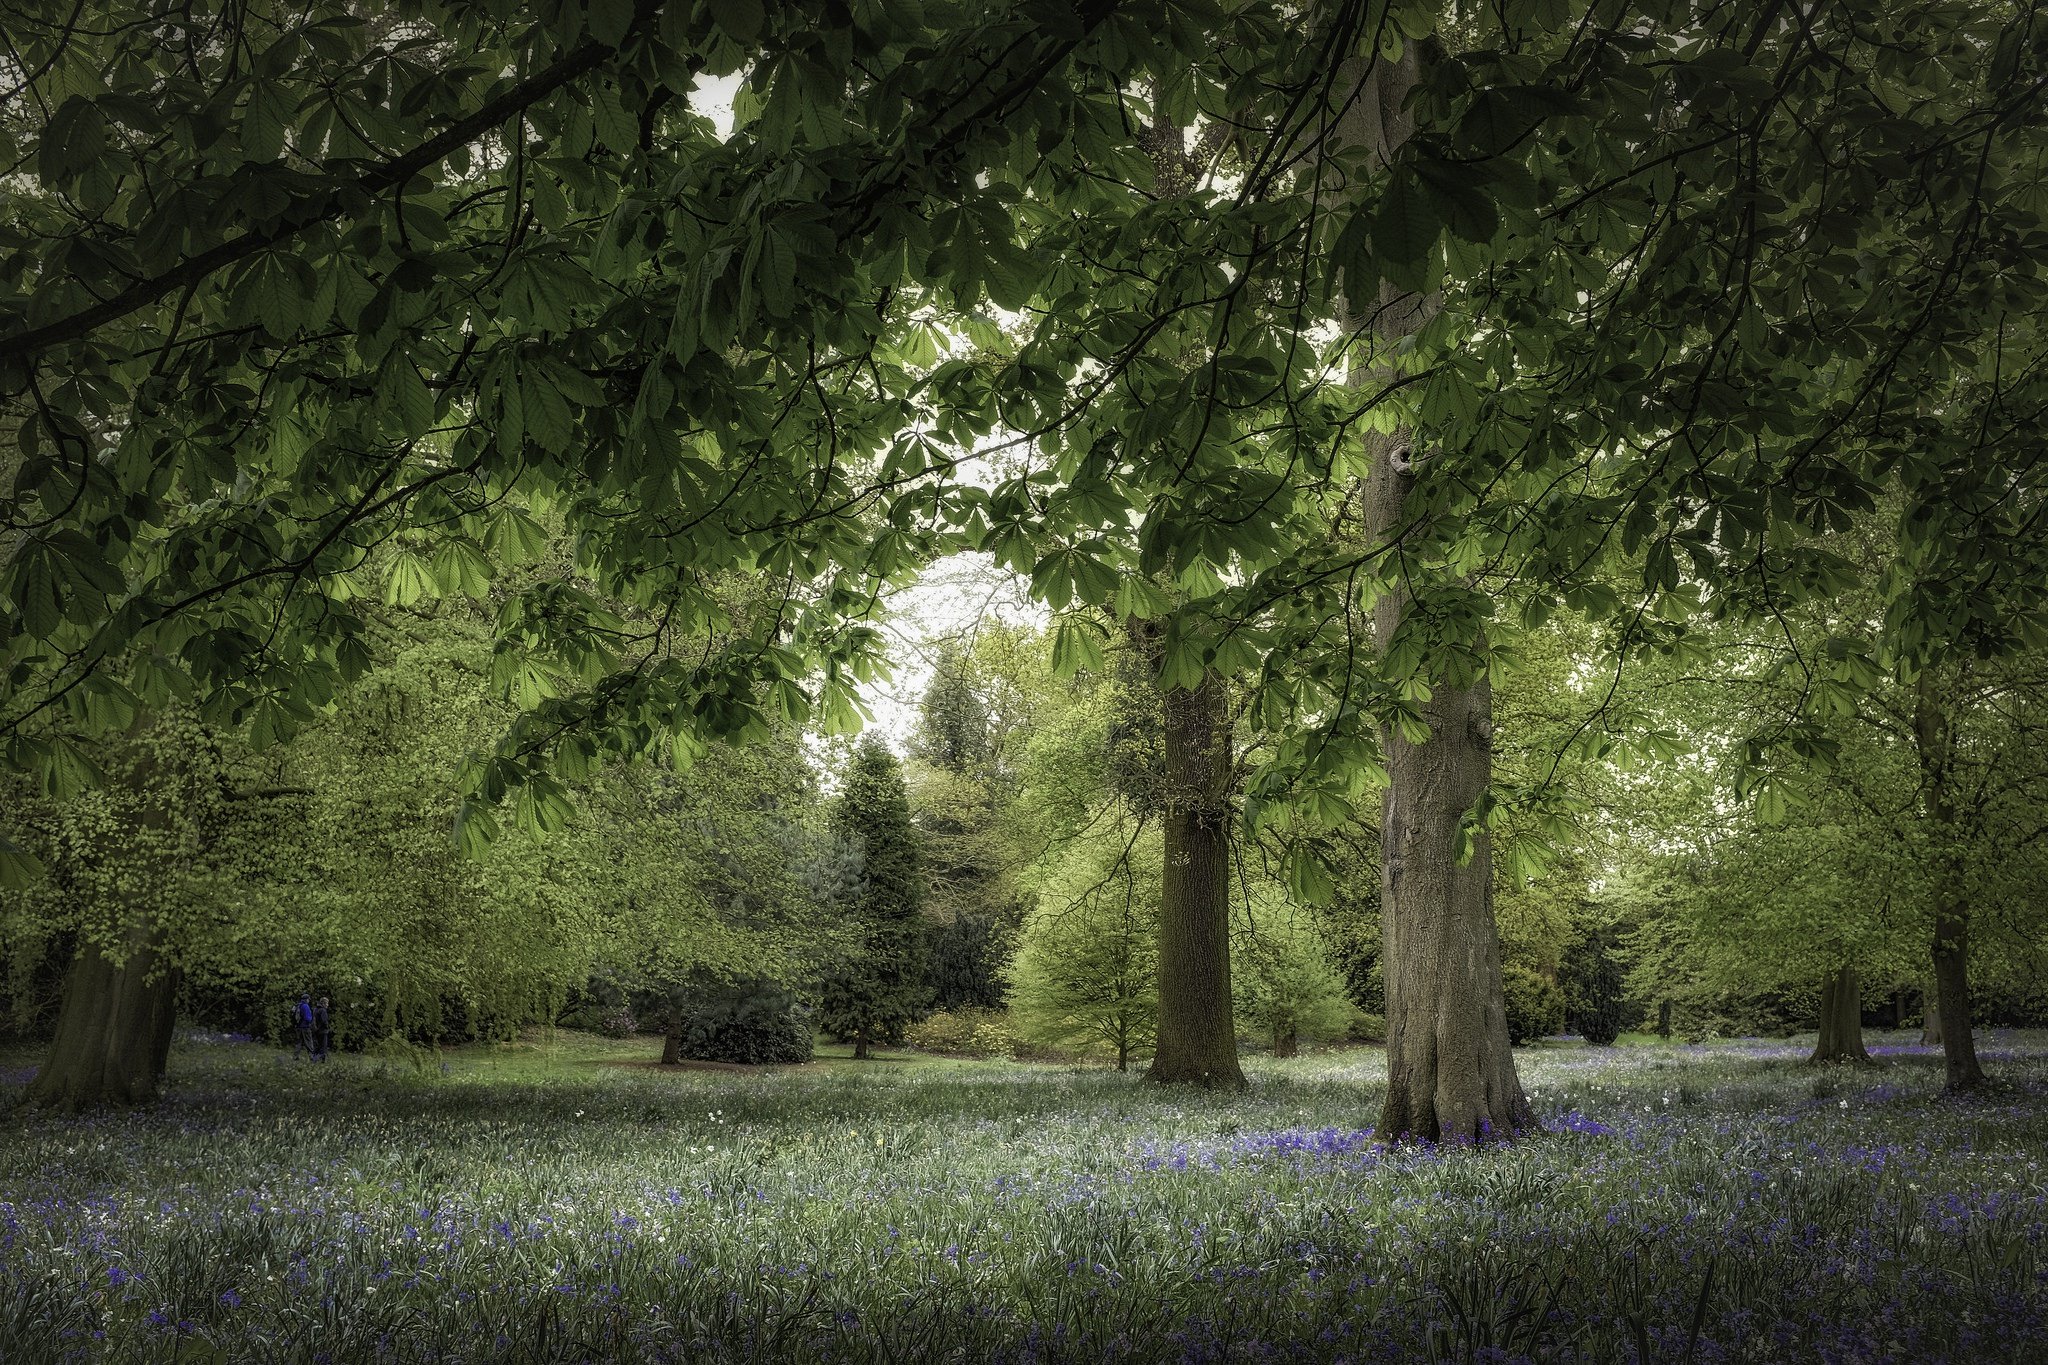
2 1030 2044 1362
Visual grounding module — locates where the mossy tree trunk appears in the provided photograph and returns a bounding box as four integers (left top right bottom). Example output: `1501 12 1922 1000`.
1809 964 1869 1063
1342 46 1533 1143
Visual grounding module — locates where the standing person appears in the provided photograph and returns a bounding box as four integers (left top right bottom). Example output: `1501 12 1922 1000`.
292 993 314 1059
312 997 332 1062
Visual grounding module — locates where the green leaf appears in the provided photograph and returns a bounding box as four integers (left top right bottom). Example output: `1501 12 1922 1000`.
585 0 636 45
710 0 765 41
383 547 437 605
1049 615 1104 677
241 80 295 162
0 834 46 890
1371 169 1441 271
379 354 435 436
432 538 495 598
454 800 499 859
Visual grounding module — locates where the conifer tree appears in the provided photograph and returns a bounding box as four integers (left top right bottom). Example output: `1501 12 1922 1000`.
817 738 928 1059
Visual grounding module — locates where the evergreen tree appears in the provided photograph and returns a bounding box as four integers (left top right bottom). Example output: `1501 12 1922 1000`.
816 738 928 1059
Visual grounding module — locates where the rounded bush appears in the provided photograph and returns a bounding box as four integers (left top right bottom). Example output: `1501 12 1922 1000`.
1501 965 1565 1046
674 980 812 1065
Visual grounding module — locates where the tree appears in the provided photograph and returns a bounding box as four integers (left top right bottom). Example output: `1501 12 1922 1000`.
817 737 928 1059
1230 891 1354 1058
1007 819 1160 1072
9 0 2045 1121
907 639 1027 1012
1561 927 1628 1048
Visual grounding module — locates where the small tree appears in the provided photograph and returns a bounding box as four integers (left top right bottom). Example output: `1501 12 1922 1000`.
1232 891 1354 1057
1007 821 1159 1070
816 738 929 1059
1501 965 1565 1046
1561 929 1628 1046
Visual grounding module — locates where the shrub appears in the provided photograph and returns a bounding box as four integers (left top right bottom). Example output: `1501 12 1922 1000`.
1231 894 1356 1057
1347 1010 1388 1044
1562 933 1627 1046
904 1007 1015 1058
1501 965 1565 1045
671 980 812 1066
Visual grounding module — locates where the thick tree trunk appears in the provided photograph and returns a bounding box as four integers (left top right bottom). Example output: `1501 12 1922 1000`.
1913 673 1986 1090
660 1023 682 1066
27 733 188 1111
1147 667 1245 1088
25 928 180 1111
853 1035 870 1060
1809 964 1869 1063
1273 1024 1298 1059
1929 908 1984 1089
1341 47 1533 1143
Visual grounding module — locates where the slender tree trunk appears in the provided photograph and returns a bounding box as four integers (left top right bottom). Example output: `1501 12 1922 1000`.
1894 987 1908 1030
660 1022 682 1066
25 927 180 1112
1147 664 1245 1087
1341 47 1533 1142
1809 964 1869 1063
1127 103 1244 1091
1913 673 1987 1090
853 1034 870 1061
1920 976 1944 1046
1274 1024 1298 1059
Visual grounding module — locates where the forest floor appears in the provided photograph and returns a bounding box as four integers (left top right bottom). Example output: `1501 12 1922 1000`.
2 1030 2045 1363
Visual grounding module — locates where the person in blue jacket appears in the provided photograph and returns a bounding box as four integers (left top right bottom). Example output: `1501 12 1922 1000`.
292 994 314 1059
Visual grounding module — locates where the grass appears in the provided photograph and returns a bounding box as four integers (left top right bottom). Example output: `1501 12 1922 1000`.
2 1029 2045 1362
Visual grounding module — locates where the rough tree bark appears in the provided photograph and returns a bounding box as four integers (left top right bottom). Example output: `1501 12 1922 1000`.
1809 964 1869 1064
1147 661 1246 1087
1913 672 1986 1091
25 927 181 1112
1342 47 1534 1142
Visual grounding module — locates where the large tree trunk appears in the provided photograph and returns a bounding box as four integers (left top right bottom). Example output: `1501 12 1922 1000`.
1913 673 1986 1090
852 1034 871 1060
660 1022 682 1066
1342 47 1533 1143
25 927 180 1111
1809 964 1869 1064
1273 1024 1298 1059
1147 667 1245 1087
26 734 187 1111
